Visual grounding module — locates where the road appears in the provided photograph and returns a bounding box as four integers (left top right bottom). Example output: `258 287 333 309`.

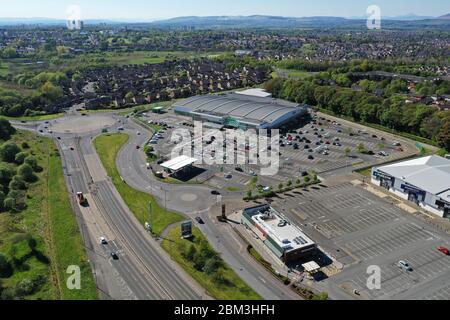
12 114 208 300
115 116 300 300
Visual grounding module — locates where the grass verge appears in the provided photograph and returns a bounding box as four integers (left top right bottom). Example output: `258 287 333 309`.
93 133 184 236
0 130 97 300
161 226 262 300
0 113 64 122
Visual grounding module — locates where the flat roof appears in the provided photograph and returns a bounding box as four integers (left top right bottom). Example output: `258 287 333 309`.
302 261 321 273
235 88 272 98
376 155 450 196
160 155 197 172
251 207 315 252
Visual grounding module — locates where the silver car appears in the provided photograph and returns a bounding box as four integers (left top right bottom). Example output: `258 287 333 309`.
398 260 413 272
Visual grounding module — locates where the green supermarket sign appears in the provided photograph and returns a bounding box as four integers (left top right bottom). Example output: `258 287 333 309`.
224 117 240 127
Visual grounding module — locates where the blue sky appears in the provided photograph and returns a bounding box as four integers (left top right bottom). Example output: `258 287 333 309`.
2 0 449 20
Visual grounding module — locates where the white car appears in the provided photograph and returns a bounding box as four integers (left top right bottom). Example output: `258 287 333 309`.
398 260 413 272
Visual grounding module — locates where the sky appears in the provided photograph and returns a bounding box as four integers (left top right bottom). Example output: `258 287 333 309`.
1 0 449 20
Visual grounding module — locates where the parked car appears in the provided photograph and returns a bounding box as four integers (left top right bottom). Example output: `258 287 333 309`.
211 190 221 195
235 167 244 172
100 237 108 245
111 252 119 260
437 247 450 255
398 260 413 272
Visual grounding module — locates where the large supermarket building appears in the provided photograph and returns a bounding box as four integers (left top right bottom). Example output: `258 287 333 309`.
173 90 308 130
371 155 450 218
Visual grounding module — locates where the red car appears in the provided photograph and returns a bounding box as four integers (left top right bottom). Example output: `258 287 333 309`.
438 247 449 255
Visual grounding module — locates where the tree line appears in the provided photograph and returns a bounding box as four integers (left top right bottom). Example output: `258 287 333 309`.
265 76 450 151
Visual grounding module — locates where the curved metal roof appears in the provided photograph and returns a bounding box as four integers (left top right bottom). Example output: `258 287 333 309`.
174 94 304 124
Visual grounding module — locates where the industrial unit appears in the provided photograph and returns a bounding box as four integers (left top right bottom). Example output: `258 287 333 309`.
241 204 317 263
372 155 450 218
173 90 308 130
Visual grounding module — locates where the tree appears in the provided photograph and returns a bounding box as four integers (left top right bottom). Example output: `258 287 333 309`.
357 143 366 154
184 245 197 262
287 180 293 188
0 252 13 278
304 176 311 184
18 163 35 182
9 175 26 191
0 120 16 140
246 190 253 199
14 152 28 165
204 257 224 276
344 147 351 157
278 183 284 191
296 178 302 186
0 143 21 163
436 119 450 151
24 156 38 171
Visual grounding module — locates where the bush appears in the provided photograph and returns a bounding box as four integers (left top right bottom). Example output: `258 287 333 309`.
9 175 27 191
0 142 21 163
14 152 28 165
18 163 36 182
0 252 13 278
0 287 15 300
24 156 38 171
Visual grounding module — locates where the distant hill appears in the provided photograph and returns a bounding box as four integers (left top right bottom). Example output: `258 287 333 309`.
0 14 449 29
152 15 357 28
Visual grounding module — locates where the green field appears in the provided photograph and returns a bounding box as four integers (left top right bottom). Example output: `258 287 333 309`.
0 130 97 300
0 113 64 122
161 226 262 300
93 133 184 236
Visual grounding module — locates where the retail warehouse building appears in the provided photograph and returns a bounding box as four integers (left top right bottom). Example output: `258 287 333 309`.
241 204 317 263
173 89 308 130
371 155 450 218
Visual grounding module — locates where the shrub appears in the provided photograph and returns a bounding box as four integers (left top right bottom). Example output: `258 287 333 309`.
18 163 36 182
14 152 28 165
24 156 38 171
0 143 21 163
0 253 13 278
9 175 27 191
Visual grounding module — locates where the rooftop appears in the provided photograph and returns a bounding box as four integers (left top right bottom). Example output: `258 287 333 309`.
160 155 198 172
377 155 450 196
251 207 315 252
235 88 272 98
173 93 305 125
